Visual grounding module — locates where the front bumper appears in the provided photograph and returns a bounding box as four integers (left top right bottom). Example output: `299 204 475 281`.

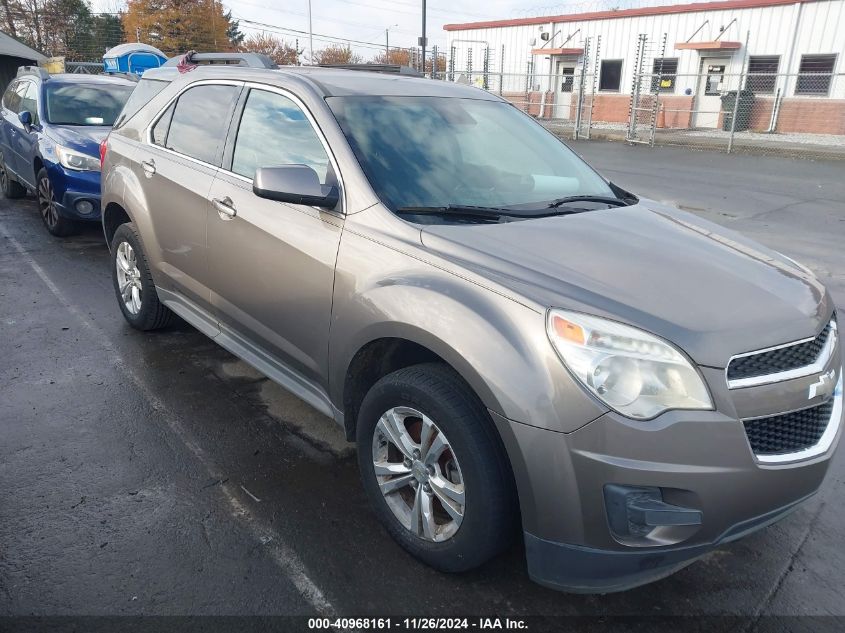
46 162 101 222
524 492 812 593
491 357 843 593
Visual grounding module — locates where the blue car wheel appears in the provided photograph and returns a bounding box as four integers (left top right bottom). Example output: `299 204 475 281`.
37 168 78 237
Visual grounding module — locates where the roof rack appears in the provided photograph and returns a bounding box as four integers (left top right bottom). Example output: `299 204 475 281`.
316 63 423 77
17 66 50 80
100 71 140 82
163 52 277 69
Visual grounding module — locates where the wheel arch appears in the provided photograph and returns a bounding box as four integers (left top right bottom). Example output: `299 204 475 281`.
339 329 505 443
33 154 44 182
102 201 133 249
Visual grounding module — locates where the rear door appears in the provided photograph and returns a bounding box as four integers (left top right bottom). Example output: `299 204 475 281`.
206 86 344 390
137 81 241 312
0 80 22 176
5 81 31 179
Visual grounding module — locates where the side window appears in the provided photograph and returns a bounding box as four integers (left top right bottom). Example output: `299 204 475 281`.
231 89 330 183
165 84 239 165
2 80 21 112
20 82 39 125
151 102 175 147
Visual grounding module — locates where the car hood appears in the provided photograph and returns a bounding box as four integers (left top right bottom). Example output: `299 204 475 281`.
419 201 831 368
46 125 109 156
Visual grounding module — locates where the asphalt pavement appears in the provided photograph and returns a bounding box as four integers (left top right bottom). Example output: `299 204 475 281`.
1 141 844 626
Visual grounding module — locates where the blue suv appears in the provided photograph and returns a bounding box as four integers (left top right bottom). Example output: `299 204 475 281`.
0 68 135 236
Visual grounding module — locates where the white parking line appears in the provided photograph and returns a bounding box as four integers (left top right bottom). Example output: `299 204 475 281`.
0 222 336 616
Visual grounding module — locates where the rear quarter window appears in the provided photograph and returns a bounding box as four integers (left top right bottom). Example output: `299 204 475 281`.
162 84 240 165
114 78 170 129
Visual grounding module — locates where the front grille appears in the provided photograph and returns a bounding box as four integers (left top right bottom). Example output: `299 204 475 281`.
744 400 833 455
728 322 832 381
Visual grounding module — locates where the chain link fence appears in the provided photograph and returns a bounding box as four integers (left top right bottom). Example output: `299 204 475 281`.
432 69 845 160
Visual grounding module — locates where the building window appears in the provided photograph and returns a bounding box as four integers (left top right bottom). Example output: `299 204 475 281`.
599 59 623 92
650 58 678 93
746 55 780 94
795 54 837 95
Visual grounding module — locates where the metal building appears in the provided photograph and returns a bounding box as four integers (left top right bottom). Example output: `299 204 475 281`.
442 0 845 136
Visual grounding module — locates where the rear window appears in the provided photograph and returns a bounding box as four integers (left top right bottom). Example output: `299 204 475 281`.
114 78 170 128
45 83 134 126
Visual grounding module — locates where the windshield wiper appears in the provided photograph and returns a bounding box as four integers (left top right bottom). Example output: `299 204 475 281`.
546 195 630 209
396 205 517 221
396 203 619 222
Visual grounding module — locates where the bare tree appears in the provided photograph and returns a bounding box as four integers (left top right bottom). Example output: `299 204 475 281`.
240 32 302 66
314 43 361 65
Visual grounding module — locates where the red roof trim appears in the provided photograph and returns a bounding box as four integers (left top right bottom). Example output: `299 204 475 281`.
531 47 585 56
675 40 742 49
444 0 815 31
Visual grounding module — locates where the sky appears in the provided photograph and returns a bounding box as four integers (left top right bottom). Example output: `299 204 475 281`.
90 0 658 61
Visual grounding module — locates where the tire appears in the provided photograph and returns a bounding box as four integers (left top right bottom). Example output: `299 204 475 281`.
357 362 517 572
110 222 175 331
0 153 25 198
36 168 78 236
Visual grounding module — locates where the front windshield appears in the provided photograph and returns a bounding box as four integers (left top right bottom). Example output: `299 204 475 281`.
327 96 615 212
45 83 134 126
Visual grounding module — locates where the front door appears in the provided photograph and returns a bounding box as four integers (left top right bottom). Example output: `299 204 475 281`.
207 87 343 391
693 60 727 128
554 61 576 120
15 81 40 181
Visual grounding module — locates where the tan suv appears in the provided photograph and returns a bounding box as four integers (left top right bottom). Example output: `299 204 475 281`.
101 53 842 593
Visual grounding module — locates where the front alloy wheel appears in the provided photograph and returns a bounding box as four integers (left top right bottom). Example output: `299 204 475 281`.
373 407 466 542
357 363 517 572
36 168 76 236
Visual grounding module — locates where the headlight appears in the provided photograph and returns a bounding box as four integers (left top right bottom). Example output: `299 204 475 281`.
546 309 713 419
56 145 100 172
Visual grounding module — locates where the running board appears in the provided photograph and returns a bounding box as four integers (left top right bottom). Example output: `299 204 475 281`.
157 287 343 426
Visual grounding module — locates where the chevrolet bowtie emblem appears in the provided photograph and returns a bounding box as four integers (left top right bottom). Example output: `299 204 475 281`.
808 369 837 400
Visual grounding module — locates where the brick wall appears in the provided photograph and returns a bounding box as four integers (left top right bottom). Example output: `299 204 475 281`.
503 91 845 135
502 91 554 117
774 99 845 135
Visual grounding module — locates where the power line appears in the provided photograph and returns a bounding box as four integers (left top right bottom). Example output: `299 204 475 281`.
236 17 393 51
233 0 417 34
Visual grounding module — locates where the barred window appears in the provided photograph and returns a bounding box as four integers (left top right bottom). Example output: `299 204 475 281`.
795 54 836 95
746 55 780 94
650 58 678 93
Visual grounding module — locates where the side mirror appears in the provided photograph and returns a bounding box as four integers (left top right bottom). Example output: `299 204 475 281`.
253 165 339 209
18 110 32 129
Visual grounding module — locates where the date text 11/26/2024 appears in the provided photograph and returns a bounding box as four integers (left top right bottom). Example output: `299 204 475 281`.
308 618 528 630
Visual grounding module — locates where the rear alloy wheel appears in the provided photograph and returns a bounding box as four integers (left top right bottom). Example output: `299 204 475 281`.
110 222 175 331
37 168 77 236
0 154 25 198
115 240 143 315
357 363 517 572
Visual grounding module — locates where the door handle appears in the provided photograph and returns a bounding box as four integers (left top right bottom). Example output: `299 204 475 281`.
212 196 237 219
141 159 156 177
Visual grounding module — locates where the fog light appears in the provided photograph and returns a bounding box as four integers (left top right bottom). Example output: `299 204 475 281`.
75 200 94 215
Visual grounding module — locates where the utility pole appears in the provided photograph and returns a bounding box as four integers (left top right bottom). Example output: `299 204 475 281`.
420 0 427 73
384 24 397 63
308 0 314 64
